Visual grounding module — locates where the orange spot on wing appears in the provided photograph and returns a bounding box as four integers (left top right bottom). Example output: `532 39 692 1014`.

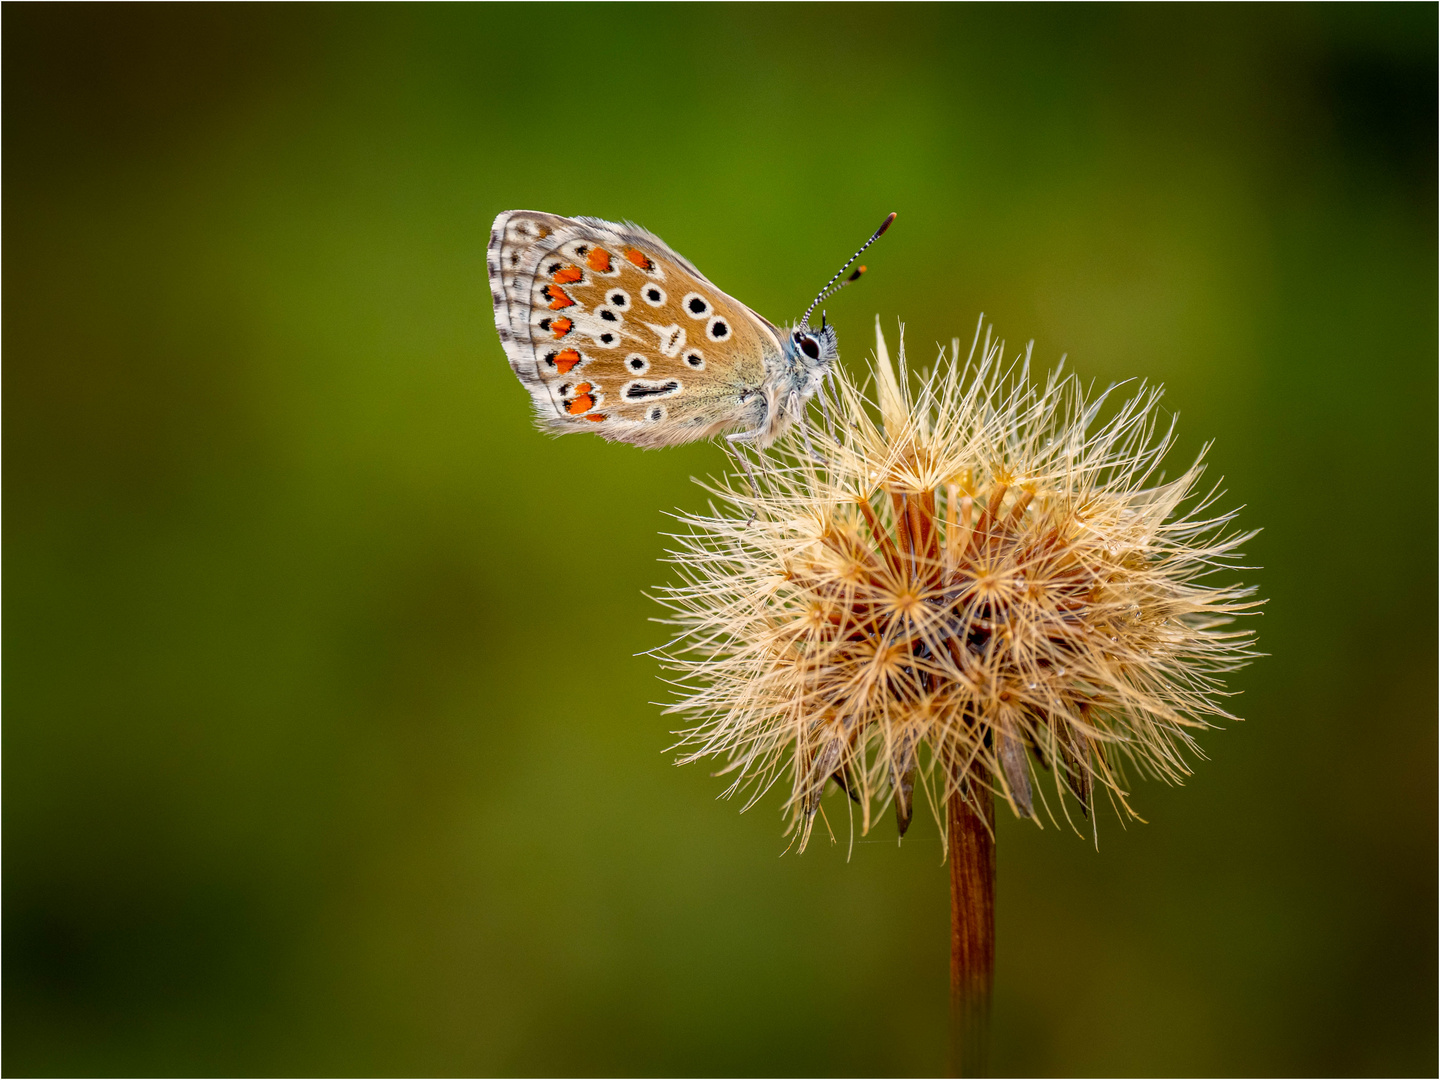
549 317 572 338
586 413 606 422
553 349 581 374
624 248 654 271
586 248 612 273
544 285 575 310
552 264 583 284
567 383 595 415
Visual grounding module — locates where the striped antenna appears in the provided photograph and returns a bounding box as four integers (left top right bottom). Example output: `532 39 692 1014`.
800 211 897 328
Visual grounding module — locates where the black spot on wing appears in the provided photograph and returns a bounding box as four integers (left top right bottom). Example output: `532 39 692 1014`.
624 380 681 400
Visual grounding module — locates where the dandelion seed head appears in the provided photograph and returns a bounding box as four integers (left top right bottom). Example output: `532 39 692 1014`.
655 318 1262 850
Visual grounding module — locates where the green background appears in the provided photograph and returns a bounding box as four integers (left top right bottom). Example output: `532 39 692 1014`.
6 4 1435 1075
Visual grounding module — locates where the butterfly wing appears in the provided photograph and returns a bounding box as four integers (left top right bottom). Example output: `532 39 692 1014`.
487 211 785 448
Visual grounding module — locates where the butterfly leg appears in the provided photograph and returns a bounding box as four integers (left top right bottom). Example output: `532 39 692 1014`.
789 391 829 467
723 430 763 521
815 378 835 437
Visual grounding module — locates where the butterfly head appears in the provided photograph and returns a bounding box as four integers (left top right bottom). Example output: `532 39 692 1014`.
787 319 839 370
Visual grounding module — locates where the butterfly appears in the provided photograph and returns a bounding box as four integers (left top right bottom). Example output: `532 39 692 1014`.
487 210 894 450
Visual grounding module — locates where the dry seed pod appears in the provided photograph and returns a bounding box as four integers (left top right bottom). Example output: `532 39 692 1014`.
656 319 1261 850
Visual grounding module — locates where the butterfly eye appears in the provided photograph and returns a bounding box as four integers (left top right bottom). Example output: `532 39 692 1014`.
796 332 821 361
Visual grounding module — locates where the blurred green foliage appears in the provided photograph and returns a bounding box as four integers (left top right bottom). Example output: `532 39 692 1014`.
4 4 1435 1075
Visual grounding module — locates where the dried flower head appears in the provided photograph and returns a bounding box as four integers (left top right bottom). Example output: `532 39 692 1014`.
655 318 1260 850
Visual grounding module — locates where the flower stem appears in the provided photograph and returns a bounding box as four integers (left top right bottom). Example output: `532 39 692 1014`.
947 769 995 1077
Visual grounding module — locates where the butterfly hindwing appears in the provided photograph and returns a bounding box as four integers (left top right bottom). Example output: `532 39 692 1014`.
488 211 784 447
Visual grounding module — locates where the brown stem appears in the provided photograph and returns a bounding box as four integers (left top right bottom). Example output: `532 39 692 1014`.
948 769 995 1078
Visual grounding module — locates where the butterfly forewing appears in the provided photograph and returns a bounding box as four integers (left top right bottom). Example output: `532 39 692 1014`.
488 211 783 447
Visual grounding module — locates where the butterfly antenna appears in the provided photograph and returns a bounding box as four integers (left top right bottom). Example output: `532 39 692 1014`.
800 211 897 328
